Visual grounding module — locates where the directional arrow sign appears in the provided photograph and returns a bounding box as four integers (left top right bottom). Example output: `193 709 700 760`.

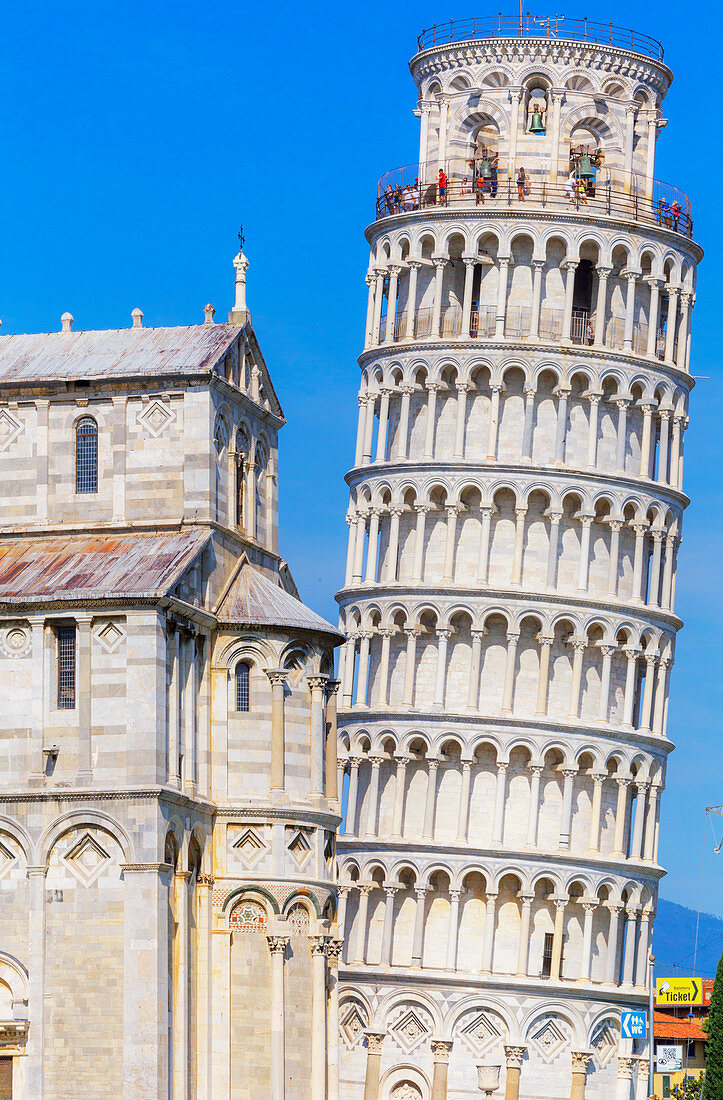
621 1011 647 1040
656 978 702 1006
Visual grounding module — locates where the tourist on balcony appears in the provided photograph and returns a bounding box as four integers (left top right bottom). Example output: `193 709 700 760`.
517 167 528 200
671 200 682 231
564 173 577 203
461 176 470 197
490 159 498 196
412 179 421 209
402 185 414 212
438 169 447 204
577 180 589 205
394 185 403 212
384 185 394 215
475 173 486 205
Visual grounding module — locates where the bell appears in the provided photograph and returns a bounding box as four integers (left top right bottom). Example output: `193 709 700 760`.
479 158 492 180
576 154 595 179
529 111 546 134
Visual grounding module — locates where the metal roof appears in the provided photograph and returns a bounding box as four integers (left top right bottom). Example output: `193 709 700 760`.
0 324 240 384
217 562 341 638
0 528 210 605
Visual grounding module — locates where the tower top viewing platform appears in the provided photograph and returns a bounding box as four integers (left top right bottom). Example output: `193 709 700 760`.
414 15 664 61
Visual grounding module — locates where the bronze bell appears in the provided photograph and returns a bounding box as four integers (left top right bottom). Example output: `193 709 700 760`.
479 158 492 180
529 111 546 134
576 154 595 179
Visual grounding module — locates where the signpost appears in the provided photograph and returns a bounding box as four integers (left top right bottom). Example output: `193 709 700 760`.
621 1010 648 1040
655 1044 684 1073
655 978 702 1007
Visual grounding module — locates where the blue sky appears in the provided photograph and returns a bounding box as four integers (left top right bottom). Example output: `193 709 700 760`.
0 2 719 922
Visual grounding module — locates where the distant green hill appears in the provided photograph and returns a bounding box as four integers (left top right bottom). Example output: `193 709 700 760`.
654 897 723 979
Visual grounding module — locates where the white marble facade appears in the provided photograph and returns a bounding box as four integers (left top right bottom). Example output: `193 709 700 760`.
335 21 700 1100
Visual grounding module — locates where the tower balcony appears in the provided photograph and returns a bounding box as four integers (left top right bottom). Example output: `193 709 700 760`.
375 161 693 239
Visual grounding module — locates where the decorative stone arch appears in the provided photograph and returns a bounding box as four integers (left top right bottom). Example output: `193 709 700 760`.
361 857 389 882
371 729 401 755
283 888 323 920
419 860 455 890
490 864 528 894
573 743 605 770
338 986 372 1049
222 884 280 917
400 730 433 756
0 953 28 1012
0 817 32 865
521 999 587 1050
409 226 441 259
562 105 624 151
39 809 134 867
380 1065 431 1100
537 738 574 769
378 985 444 1036
528 868 563 894
449 99 508 143
468 732 504 761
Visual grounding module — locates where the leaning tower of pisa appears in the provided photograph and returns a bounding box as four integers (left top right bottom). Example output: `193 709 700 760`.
334 16 701 1100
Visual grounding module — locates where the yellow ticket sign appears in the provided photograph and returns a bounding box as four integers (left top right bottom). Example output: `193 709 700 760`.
655 978 702 1006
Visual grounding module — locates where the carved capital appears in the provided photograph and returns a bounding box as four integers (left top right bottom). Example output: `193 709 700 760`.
431 1038 453 1061
504 1044 527 1069
267 935 290 954
309 935 329 956
572 1051 593 1071
364 1030 386 1055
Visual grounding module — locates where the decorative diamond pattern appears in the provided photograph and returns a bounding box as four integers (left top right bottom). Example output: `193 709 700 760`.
287 829 312 867
390 1008 430 1054
590 1021 619 1068
232 828 266 868
340 1004 367 1050
96 621 125 654
0 841 17 882
530 1017 570 1064
137 400 174 438
458 1010 503 1057
63 832 111 887
0 409 22 452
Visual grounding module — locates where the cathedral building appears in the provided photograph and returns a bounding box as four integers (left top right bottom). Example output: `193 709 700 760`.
0 250 343 1099
335 17 700 1100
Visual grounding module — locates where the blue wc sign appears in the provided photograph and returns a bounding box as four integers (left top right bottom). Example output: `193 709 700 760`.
621 1010 648 1040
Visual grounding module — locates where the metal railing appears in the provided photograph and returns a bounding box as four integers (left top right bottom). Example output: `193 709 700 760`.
376 161 693 238
375 302 677 360
416 16 664 61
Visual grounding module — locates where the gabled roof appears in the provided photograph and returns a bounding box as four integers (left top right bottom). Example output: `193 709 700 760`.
216 561 341 638
0 324 240 385
0 528 210 606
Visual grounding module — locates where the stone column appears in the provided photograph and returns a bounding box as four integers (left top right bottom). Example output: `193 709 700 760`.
362 1031 386 1100
546 513 562 588
492 763 508 843
504 1045 527 1100
521 388 536 461
412 505 429 581
494 257 511 338
336 887 350 940
481 891 497 973
507 87 522 173
630 526 647 602
588 772 606 853
380 887 398 965
594 267 611 346
677 292 691 370
615 1056 636 1100
559 768 577 848
376 629 392 707
612 778 631 856
622 648 640 727
363 277 375 348
614 398 629 471
433 630 451 708
576 516 593 591
391 755 410 838
402 628 419 706
467 631 485 711
326 939 343 1100
606 522 623 598
622 270 639 350
554 389 570 464
346 757 362 835
76 613 93 783
561 260 579 343
365 508 381 582
630 783 649 859
442 506 459 581
579 902 596 981
456 759 473 841
516 895 534 976
657 412 671 484
26 867 47 1099
364 757 384 837
362 392 377 463
622 910 638 985
639 655 656 731
529 260 545 338
431 1039 453 1100
645 276 663 356
397 386 414 458
423 760 439 839
431 259 446 337
386 507 403 581
478 506 493 582
664 287 679 364
267 669 290 793
405 265 420 341
173 868 191 1100
371 271 385 347
352 511 367 582
644 786 660 860
353 886 371 964
375 390 392 461
586 394 601 468
526 766 543 846
570 1051 592 1100
669 419 683 489
501 633 519 714
548 88 564 179
267 935 289 1100
453 383 470 456
550 897 567 979
606 904 623 984
510 507 527 586
325 680 340 801
567 639 586 719
424 384 439 457
307 674 328 796
636 911 651 987
411 887 428 966
355 632 371 706
460 259 476 340
487 384 503 461
345 513 358 585
446 890 461 970
384 268 401 343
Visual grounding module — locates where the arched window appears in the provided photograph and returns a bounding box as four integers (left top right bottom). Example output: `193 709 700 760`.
229 900 268 932
76 417 98 494
235 661 250 712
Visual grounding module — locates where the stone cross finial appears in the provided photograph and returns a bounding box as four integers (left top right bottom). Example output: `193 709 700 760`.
131 308 144 329
203 303 216 324
61 312 73 333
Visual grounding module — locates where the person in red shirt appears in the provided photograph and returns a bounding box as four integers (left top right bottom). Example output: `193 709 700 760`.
438 168 447 204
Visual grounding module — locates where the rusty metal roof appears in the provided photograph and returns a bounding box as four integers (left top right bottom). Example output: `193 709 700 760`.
0 324 240 384
0 528 210 605
217 562 341 637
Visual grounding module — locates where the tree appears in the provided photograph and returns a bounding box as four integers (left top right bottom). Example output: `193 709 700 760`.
670 1076 703 1100
705 949 723 1099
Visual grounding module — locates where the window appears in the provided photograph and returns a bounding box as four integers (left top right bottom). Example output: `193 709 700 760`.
57 623 76 709
235 662 250 712
75 417 98 493
541 932 554 978
236 454 245 528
